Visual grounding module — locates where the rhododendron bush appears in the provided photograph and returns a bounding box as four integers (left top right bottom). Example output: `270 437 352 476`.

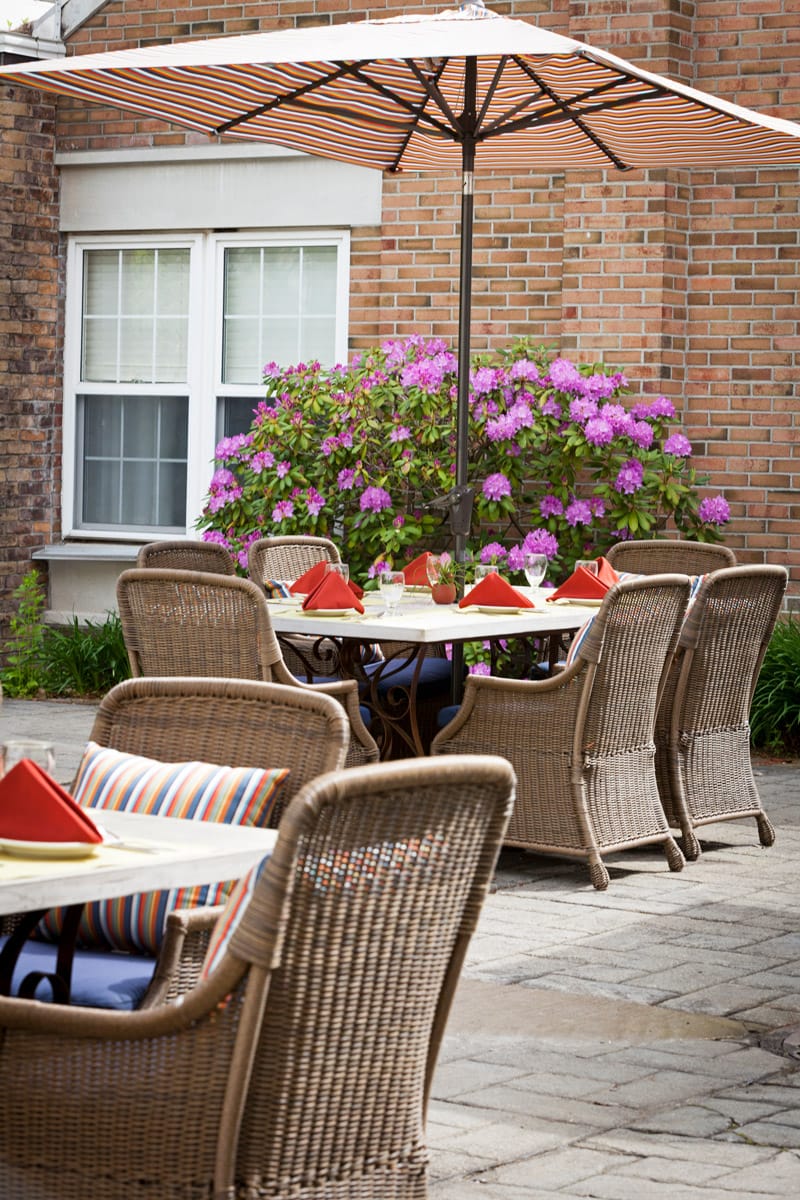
198 336 729 581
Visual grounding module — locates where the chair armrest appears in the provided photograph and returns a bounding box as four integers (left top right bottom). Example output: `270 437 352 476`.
138 905 225 1009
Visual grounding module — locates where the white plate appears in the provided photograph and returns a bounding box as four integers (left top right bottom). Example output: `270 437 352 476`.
548 597 604 608
299 608 355 618
477 604 534 615
0 837 101 859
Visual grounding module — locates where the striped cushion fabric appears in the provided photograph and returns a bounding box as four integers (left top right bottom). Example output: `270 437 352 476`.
38 743 287 955
200 856 269 979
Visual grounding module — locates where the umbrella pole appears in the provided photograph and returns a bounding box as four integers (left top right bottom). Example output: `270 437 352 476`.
451 59 477 704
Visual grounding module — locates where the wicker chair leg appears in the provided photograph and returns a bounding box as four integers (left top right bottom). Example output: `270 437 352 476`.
664 837 685 873
588 857 610 891
680 827 702 862
756 812 776 848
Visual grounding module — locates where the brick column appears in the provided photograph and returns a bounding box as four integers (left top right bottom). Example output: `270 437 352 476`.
0 83 62 641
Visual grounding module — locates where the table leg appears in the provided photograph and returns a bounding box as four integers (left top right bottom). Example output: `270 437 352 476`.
0 903 84 1003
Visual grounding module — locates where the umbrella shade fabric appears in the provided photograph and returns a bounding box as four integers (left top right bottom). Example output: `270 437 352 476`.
3 4 800 172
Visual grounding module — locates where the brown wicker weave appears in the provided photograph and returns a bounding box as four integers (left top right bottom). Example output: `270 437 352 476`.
248 535 344 680
433 575 693 889
247 534 341 588
606 538 735 576
116 568 379 768
0 754 515 1200
655 564 788 859
137 538 236 574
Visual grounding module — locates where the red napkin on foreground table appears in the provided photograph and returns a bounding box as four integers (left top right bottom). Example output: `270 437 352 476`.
547 557 619 602
459 572 534 610
302 572 364 613
0 759 103 843
402 551 433 587
348 578 365 600
289 560 329 596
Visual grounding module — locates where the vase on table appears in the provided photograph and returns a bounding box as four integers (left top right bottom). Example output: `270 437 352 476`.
431 582 456 605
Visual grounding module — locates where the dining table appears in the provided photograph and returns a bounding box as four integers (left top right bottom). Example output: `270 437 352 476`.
268 588 599 758
0 809 277 1002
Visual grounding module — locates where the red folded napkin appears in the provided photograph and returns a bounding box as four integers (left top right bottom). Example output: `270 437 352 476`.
459 572 534 609
289 560 329 596
302 571 364 613
402 551 433 587
547 557 620 602
0 759 103 843
348 578 365 600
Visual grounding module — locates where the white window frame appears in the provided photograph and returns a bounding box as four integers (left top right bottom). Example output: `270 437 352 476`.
62 229 351 540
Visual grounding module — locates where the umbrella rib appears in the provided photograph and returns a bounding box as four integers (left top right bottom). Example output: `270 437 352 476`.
475 56 509 132
339 60 456 139
387 57 462 172
214 59 365 134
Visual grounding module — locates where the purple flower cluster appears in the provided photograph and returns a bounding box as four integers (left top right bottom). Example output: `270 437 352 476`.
663 433 692 457
614 459 645 495
482 472 512 501
359 486 393 514
698 494 731 525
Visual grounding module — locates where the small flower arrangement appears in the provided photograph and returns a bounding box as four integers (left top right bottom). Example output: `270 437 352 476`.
428 551 457 586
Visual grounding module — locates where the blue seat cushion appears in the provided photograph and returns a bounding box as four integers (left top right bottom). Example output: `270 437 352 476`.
436 704 460 729
363 656 451 698
0 936 156 1011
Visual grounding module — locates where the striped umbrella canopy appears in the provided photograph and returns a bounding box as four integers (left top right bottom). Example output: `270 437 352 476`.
4 0 800 554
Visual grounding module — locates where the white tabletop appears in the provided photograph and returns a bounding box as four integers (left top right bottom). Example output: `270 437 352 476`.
268 588 598 644
0 810 277 916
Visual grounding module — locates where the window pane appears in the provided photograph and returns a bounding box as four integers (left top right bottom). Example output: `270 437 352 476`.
300 316 336 363
217 396 260 440
81 459 119 526
158 461 188 527
82 394 121 457
302 246 337 314
224 316 260 384
261 318 298 365
122 396 159 458
158 249 190 316
225 248 261 313
262 247 300 315
122 460 158 525
161 404 189 459
82 318 119 383
154 318 188 384
119 317 155 382
120 250 155 315
84 250 119 315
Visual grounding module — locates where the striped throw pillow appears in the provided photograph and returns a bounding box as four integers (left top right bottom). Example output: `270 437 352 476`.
38 743 287 956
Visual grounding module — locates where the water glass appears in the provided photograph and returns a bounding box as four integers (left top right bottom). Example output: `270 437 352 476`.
575 559 599 575
1 739 56 779
326 562 350 584
523 552 548 589
379 569 406 614
473 563 496 585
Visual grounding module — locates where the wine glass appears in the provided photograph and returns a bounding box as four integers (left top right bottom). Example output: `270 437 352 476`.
575 559 599 575
1 740 56 779
379 569 406 615
523 552 547 589
326 562 350 583
473 563 495 585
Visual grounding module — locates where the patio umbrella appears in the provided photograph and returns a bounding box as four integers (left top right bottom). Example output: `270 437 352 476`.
4 0 800 564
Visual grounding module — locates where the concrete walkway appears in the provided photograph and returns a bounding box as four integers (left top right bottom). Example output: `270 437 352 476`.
2 697 799 1197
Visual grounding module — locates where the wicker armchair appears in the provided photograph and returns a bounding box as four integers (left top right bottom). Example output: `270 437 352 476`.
248 535 344 680
655 564 788 859
0 755 515 1200
137 538 236 574
433 574 693 889
606 538 735 576
116 568 379 768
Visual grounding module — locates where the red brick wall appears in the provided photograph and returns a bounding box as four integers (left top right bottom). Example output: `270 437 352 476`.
2 0 799 608
0 82 61 635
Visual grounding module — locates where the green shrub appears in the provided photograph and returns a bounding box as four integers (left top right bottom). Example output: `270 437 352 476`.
1 569 48 697
1 569 131 699
750 616 800 755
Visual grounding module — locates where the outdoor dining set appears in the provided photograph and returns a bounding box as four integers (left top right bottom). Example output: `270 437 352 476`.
0 532 787 1199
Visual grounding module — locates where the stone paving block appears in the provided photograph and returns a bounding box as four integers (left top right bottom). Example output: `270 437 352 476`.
716 1149 800 1191
614 1043 781 1078
604 1067 746 1108
438 1111 573 1160
430 1181 549 1198
569 1173 784 1200
522 972 679 1006
589 1128 776 1167
731 1119 800 1149
661 982 781 1018
486 1146 624 1188
428 1147 498 1179
455 1082 637 1131
432 1058 529 1099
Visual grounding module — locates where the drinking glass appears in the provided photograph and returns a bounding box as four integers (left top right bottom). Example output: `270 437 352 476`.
379 569 406 615
326 562 350 583
425 555 447 587
473 563 495 585
523 552 548 589
575 559 599 575
0 739 56 779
